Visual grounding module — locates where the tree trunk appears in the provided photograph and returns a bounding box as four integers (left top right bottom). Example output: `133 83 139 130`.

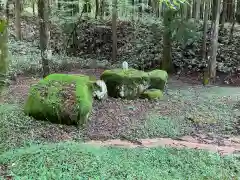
236 0 240 23
208 0 221 83
181 2 188 20
15 0 21 40
220 0 228 31
95 0 99 18
200 2 204 19
202 0 209 61
153 0 159 17
6 0 11 21
0 18 9 96
192 0 196 18
187 1 191 19
161 8 174 73
38 0 50 78
32 2 35 15
138 0 142 17
229 0 236 43
226 0 233 21
194 0 200 20
211 0 217 26
112 0 117 62
100 0 104 19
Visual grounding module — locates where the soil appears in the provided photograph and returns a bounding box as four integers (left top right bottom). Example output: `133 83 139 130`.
86 136 240 156
2 68 240 156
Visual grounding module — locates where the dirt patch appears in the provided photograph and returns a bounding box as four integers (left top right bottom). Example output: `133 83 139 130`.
85 136 240 156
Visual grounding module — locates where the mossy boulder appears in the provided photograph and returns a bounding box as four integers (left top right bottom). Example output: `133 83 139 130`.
148 69 168 90
141 89 163 99
24 73 94 127
100 68 168 99
100 68 150 99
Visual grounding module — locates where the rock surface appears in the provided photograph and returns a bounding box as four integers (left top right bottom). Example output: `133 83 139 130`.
24 73 93 127
100 68 167 99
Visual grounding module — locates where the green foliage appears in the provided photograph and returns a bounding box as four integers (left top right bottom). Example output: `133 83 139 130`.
160 0 190 10
1 141 240 179
170 18 201 47
127 115 193 138
0 104 34 153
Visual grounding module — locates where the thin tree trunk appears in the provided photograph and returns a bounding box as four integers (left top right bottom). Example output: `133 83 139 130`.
0 17 9 96
195 0 200 20
15 0 21 40
32 2 35 15
220 0 227 31
200 1 204 19
192 0 196 18
162 8 174 73
187 1 191 19
112 0 117 62
202 0 209 61
226 0 233 21
208 0 221 83
95 0 99 19
181 2 188 20
100 0 104 19
236 0 240 22
153 0 159 17
38 0 50 78
229 0 236 43
6 0 10 21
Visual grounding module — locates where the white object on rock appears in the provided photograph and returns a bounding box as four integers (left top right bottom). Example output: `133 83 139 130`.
93 80 108 100
122 61 128 70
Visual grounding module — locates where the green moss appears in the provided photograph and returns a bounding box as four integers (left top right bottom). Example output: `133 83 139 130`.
100 68 150 99
24 73 93 127
141 89 163 99
148 69 168 90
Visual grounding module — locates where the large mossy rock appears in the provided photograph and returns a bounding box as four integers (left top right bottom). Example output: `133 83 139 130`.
24 73 93 127
100 68 150 99
100 68 168 99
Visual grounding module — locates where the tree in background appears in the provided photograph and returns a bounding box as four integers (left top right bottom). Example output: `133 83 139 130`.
112 0 117 62
38 0 50 78
160 0 189 73
208 0 221 83
15 0 21 40
0 16 9 96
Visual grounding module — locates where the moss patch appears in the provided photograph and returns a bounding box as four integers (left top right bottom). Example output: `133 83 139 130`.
141 89 163 99
148 69 168 90
100 68 150 99
24 73 93 127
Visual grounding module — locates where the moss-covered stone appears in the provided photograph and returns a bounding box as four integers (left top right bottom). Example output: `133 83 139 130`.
148 70 168 90
100 68 150 99
141 89 163 99
24 73 93 127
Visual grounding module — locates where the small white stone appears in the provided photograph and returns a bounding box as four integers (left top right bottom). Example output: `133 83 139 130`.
122 61 128 70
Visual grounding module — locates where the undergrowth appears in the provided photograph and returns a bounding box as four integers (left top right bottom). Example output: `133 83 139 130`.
0 141 240 179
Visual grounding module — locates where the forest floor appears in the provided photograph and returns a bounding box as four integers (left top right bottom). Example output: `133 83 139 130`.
1 68 240 157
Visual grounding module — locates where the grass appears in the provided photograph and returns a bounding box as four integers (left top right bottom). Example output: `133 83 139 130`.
0 141 240 179
124 86 240 139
